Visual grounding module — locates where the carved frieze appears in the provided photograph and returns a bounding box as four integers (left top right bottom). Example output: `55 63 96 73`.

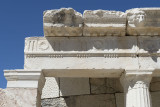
126 8 160 36
25 37 53 52
25 36 160 58
24 37 137 58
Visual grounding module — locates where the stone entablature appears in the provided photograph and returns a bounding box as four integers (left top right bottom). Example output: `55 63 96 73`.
2 8 160 107
24 36 160 71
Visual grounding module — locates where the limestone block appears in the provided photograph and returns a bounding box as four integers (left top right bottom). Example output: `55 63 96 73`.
24 37 139 71
24 37 53 52
43 8 83 36
60 78 90 96
25 56 139 73
115 92 160 107
138 36 160 54
151 91 160 107
115 93 124 107
75 94 116 107
41 94 116 107
138 36 160 69
4 69 45 96
41 77 59 99
90 78 123 94
83 10 126 36
24 36 137 53
0 88 37 107
150 77 160 91
138 57 160 70
126 8 160 36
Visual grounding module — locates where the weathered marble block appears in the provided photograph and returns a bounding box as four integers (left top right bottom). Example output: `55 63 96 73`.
90 78 123 94
83 10 126 36
150 77 160 91
0 88 37 107
41 77 59 99
24 37 138 70
138 36 160 54
43 8 83 36
60 78 90 96
137 36 160 70
41 94 116 107
126 8 160 36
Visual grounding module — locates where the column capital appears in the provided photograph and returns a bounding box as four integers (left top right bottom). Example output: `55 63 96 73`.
120 69 153 107
120 69 153 88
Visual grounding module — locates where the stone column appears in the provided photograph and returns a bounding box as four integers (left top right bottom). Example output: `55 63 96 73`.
120 70 153 107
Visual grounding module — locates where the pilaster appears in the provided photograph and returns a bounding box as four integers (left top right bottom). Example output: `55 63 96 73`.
4 69 46 107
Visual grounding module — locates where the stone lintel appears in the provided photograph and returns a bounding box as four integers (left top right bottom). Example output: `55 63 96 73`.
43 69 124 77
5 69 160 83
5 69 160 79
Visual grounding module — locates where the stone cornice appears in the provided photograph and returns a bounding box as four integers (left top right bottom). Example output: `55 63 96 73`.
25 53 137 58
4 69 42 81
25 52 160 58
43 8 160 36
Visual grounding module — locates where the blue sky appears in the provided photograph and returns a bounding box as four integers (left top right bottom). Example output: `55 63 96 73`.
0 0 160 88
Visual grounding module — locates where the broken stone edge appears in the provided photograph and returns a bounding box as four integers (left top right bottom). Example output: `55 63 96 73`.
43 7 160 36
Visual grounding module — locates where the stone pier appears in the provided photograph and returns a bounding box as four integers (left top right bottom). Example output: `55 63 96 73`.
1 8 160 107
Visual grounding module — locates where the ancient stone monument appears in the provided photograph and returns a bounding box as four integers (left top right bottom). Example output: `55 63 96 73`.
1 8 160 107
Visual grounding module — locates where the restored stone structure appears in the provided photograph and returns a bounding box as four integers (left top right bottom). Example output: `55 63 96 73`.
1 8 160 107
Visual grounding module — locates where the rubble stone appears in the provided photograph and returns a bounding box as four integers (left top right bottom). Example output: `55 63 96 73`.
42 94 116 107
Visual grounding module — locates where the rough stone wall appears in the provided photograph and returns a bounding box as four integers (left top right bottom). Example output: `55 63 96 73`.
1 78 160 107
41 77 160 107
